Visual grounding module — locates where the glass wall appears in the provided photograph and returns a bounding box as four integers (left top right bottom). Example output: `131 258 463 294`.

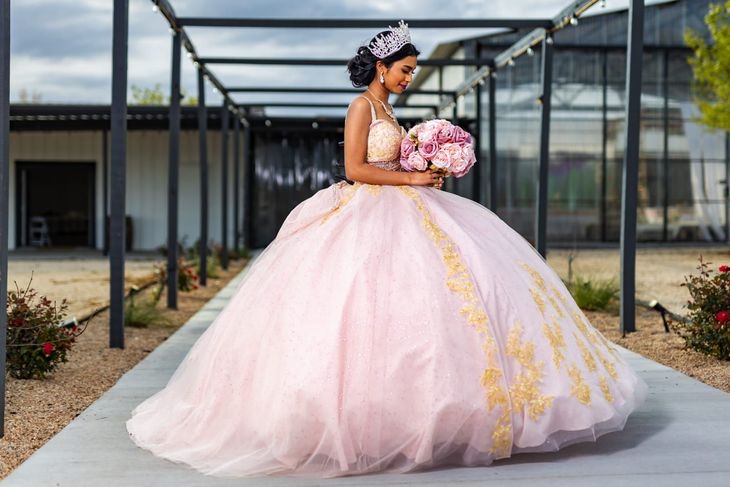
451 0 728 244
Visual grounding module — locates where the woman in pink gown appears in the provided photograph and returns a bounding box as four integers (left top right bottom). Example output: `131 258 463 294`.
126 22 647 478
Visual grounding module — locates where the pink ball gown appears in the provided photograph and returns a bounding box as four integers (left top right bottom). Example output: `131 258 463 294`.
126 96 647 478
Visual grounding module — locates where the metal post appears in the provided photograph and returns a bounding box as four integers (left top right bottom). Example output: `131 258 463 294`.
620 0 645 335
662 48 669 242
243 124 253 249
725 132 730 244
220 103 229 270
536 35 554 257
474 77 483 204
488 71 497 211
0 0 10 438
166 30 181 309
197 69 208 286
102 129 109 256
601 49 608 242
233 116 241 253
726 132 730 244
109 0 128 349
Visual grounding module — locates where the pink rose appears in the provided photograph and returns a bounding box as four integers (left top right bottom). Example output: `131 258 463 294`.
417 127 438 145
400 137 415 159
436 124 456 145
431 148 451 169
453 126 472 146
453 145 476 177
418 140 440 159
406 151 428 171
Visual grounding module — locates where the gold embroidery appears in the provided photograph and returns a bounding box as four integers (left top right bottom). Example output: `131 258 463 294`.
593 346 618 380
545 292 565 319
320 182 361 225
398 185 512 457
364 184 382 196
573 332 597 372
520 262 546 291
568 364 592 405
506 322 555 422
551 285 570 309
542 319 566 369
599 376 614 403
529 288 546 315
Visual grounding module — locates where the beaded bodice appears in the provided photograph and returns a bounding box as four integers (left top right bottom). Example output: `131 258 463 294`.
351 96 407 172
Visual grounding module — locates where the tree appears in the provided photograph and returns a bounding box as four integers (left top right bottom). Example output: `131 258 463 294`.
130 83 198 106
685 1 730 131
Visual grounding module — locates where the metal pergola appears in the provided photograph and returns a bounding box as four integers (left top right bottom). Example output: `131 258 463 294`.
0 0 646 437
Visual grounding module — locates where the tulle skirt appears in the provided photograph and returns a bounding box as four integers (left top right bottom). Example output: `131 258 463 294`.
126 181 647 478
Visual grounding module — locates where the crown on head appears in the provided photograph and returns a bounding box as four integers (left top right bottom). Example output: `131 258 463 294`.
366 20 412 59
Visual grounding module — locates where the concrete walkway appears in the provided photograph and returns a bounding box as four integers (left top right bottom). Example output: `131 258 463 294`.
3 253 730 487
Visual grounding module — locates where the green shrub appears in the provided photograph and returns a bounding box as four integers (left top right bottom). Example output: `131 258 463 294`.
675 257 730 360
124 291 170 328
565 276 619 311
6 278 85 379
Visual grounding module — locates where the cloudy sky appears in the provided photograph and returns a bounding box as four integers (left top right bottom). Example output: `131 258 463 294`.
9 0 651 114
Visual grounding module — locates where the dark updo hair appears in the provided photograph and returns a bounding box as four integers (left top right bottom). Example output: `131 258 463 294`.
346 31 420 88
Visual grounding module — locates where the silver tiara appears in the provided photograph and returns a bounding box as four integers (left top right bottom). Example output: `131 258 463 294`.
366 20 412 59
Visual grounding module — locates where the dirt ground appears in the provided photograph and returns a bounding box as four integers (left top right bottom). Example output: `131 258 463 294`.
546 246 730 315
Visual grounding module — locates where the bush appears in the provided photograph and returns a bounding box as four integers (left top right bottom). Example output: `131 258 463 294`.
154 257 199 294
124 289 170 328
565 276 619 311
675 257 730 360
6 278 85 380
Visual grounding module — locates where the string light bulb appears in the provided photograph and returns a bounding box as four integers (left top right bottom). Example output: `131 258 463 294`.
527 46 534 56
507 57 515 67
570 15 579 26
152 4 159 12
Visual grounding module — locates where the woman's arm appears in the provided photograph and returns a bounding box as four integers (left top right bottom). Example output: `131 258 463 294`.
343 98 414 186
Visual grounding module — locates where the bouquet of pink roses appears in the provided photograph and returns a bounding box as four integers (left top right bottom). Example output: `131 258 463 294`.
399 119 476 177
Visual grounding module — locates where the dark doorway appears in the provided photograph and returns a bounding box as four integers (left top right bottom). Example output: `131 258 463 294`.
15 162 96 248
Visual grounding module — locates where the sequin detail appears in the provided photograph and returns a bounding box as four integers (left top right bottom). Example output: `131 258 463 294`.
397 185 512 457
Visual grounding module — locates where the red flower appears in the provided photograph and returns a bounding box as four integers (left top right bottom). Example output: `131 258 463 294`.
42 342 55 356
719 265 730 273
10 318 24 327
715 310 730 324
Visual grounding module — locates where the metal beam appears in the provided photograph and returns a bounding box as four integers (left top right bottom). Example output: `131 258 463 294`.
166 30 181 309
0 0 10 439
620 0 644 335
177 18 552 29
237 102 437 110
109 0 128 350
227 87 451 96
243 124 253 249
199 57 493 67
488 71 497 211
220 104 229 270
535 35 554 258
233 116 241 253
197 68 208 286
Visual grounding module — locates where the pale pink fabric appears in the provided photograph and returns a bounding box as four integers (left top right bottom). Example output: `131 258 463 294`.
126 112 647 478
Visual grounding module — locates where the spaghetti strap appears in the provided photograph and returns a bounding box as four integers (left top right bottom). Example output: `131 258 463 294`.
358 95 377 123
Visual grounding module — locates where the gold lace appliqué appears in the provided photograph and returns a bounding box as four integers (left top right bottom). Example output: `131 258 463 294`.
397 185 512 457
320 182 362 225
506 321 555 422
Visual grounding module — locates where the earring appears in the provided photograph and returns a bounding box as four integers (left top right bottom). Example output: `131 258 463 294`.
379 72 385 84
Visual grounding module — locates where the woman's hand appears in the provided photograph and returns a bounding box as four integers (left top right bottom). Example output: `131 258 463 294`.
408 169 444 189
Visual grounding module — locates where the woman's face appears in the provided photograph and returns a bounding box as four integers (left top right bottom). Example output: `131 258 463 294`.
380 55 418 94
